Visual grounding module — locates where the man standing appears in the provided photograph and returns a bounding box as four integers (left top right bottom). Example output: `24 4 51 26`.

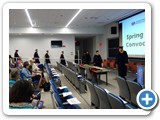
14 50 19 61
34 49 40 63
60 51 66 66
115 46 128 79
93 50 102 67
45 50 51 63
85 51 91 64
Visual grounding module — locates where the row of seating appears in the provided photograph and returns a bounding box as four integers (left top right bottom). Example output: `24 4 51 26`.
116 76 143 107
45 63 81 109
86 80 136 109
67 61 78 73
103 59 145 72
57 62 86 93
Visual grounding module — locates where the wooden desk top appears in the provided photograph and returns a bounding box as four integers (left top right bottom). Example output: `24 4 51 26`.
80 64 110 72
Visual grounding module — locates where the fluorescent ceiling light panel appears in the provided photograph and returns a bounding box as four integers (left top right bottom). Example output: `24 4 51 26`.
65 9 83 28
24 9 33 27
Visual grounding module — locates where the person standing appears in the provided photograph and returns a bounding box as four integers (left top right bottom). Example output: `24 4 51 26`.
85 51 91 64
74 52 78 64
14 50 19 61
60 51 66 66
34 49 40 63
115 46 128 79
93 50 102 67
45 50 51 63
82 52 86 64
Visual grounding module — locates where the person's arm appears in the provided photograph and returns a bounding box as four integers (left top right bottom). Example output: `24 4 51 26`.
22 68 33 78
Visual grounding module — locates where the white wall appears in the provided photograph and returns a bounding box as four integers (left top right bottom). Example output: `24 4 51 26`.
99 22 119 59
9 34 75 65
9 22 120 64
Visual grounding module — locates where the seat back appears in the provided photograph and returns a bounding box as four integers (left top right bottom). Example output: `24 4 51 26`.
85 67 92 80
86 80 99 108
107 92 125 109
125 103 137 109
127 80 142 106
94 85 111 109
116 76 130 101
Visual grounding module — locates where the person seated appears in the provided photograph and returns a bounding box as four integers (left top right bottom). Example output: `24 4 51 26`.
17 57 23 68
9 68 20 91
29 58 45 84
21 61 43 90
9 55 16 68
9 80 39 109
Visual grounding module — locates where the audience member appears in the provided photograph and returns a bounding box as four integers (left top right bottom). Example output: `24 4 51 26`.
9 80 38 109
17 57 23 68
21 61 42 89
9 68 20 90
9 55 16 68
93 50 102 67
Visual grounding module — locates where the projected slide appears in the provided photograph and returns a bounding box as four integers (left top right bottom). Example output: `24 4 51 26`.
119 12 145 58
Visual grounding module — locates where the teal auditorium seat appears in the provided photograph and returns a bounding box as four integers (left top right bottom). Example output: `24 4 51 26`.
116 76 130 101
94 84 111 109
86 80 99 108
107 92 126 109
127 80 142 107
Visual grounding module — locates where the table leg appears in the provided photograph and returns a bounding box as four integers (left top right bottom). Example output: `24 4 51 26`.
106 73 108 85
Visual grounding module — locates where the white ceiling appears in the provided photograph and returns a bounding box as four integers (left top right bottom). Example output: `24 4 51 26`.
9 9 143 28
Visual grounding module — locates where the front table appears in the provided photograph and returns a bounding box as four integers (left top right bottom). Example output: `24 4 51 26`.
80 64 110 85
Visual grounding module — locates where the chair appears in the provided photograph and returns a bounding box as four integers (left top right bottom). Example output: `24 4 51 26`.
85 68 92 80
125 103 137 109
116 76 130 101
127 80 142 106
94 85 111 109
86 80 99 108
107 92 125 109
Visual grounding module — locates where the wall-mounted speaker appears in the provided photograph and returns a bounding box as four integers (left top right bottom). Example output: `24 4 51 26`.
111 26 117 34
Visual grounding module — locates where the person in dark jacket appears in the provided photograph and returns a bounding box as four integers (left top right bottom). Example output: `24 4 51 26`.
115 46 128 79
60 51 66 66
82 52 86 64
85 51 91 64
74 53 78 64
14 50 19 61
45 50 51 63
93 50 102 67
34 49 40 63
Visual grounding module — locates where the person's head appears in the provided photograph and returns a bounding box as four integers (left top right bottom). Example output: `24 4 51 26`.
96 50 99 55
46 50 49 53
9 80 34 103
10 68 20 80
23 61 30 68
119 46 123 52
15 50 18 53
62 51 64 54
17 57 21 60
35 49 38 52
9 55 12 59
